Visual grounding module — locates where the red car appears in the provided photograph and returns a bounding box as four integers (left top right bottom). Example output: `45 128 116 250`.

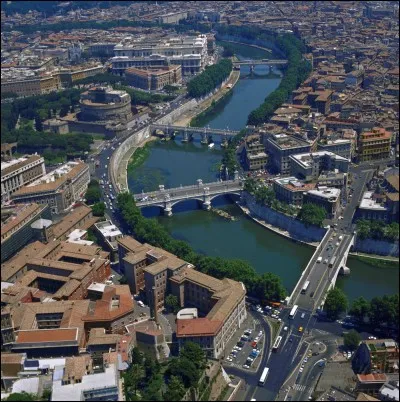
251 341 258 348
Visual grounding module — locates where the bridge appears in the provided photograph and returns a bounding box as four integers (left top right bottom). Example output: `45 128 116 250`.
149 124 240 145
134 178 243 216
232 59 288 72
289 228 355 312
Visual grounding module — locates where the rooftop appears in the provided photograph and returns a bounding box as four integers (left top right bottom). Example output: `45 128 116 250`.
308 187 341 200
1 154 43 177
16 328 78 344
359 191 387 210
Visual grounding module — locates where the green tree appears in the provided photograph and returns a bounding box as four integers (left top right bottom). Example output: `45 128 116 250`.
47 109 52 119
119 275 128 285
180 342 206 371
34 114 43 132
125 364 144 396
131 347 143 365
165 294 180 313
368 294 399 328
297 203 327 227
344 329 361 351
166 357 199 389
324 287 348 320
164 375 186 401
350 297 370 323
92 202 105 217
85 181 101 204
142 373 163 401
5 393 36 401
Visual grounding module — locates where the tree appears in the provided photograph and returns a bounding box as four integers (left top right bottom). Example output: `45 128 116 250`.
59 105 69 117
47 109 52 119
85 183 101 204
324 288 348 320
180 342 206 371
131 347 143 365
125 364 144 398
166 357 199 388
142 373 163 401
164 375 186 401
70 105 75 113
368 294 399 328
165 294 180 313
34 114 43 132
350 297 370 323
297 203 327 227
91 202 105 217
344 329 361 351
5 393 36 401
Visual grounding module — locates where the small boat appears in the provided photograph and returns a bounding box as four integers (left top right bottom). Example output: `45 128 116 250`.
208 143 215 149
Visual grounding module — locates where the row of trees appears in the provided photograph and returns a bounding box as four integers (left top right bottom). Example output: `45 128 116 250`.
247 34 312 126
124 342 206 401
116 192 287 302
324 287 399 330
187 58 233 99
356 219 399 242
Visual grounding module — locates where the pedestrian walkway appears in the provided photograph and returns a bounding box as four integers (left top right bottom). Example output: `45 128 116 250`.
293 383 313 394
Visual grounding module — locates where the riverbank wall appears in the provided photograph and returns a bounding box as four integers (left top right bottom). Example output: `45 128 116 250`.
242 193 327 243
353 236 399 257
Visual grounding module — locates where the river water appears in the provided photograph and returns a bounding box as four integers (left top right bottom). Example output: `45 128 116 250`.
128 43 398 301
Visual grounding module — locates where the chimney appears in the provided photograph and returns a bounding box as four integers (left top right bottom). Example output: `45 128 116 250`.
152 286 160 327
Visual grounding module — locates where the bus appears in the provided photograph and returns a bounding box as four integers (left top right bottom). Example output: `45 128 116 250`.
258 367 270 386
289 305 298 319
328 256 336 268
272 336 282 351
301 281 310 294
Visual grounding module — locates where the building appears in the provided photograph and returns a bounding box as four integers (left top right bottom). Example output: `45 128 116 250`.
1 154 46 205
11 161 90 215
43 119 70 135
111 34 208 76
358 128 392 162
267 134 311 174
244 134 268 171
303 187 341 218
318 138 354 159
51 360 120 401
170 267 247 359
357 191 389 222
57 64 104 86
1 71 61 97
1 240 111 298
82 285 135 334
125 65 182 91
79 87 133 124
366 339 399 374
289 151 350 181
157 11 188 24
1 203 51 263
273 177 316 206
94 220 123 262
117 236 189 303
7 299 90 358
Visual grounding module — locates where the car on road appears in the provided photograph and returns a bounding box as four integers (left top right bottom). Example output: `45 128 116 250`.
298 326 303 332
299 367 303 373
310 291 314 297
289 337 293 342
301 313 305 319
243 364 250 369
283 326 288 331
323 259 328 264
237 341 245 347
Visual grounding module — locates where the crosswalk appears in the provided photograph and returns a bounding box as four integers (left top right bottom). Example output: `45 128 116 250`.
293 384 312 394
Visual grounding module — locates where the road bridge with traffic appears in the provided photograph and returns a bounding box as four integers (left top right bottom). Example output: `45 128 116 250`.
149 123 240 145
134 178 243 216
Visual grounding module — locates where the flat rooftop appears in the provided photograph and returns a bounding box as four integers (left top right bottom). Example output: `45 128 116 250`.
359 191 387 210
308 187 341 200
16 328 78 344
290 151 349 168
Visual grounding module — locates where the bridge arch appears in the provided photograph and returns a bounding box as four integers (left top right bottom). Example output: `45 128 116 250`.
209 192 242 203
169 197 204 208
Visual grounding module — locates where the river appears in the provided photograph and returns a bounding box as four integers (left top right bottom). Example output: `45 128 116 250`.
127 42 398 301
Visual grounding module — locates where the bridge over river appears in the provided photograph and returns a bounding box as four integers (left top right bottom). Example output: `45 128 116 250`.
149 124 240 145
134 178 243 216
233 59 288 72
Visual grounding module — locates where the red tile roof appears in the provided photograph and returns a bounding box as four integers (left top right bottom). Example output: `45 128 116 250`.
16 328 78 344
177 318 223 337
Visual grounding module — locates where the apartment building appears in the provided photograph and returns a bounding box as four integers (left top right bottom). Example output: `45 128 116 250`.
11 161 90 214
358 127 392 162
125 65 182 91
1 154 46 205
244 134 268 171
267 134 311 174
303 187 341 218
273 177 316 206
1 240 110 299
94 220 123 261
289 151 350 181
317 138 354 159
1 73 61 97
1 203 51 263
170 267 247 359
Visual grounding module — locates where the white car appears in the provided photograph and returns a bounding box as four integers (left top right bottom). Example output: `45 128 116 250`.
243 364 249 369
277 318 282 322
299 368 303 373
227 357 233 362
283 326 288 331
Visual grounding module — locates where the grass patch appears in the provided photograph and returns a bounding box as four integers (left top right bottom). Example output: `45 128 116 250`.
127 142 152 173
267 317 281 341
217 384 231 401
350 255 399 268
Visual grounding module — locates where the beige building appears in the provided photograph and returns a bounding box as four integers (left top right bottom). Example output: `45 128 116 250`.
1 74 61 97
171 267 247 359
125 65 182 91
244 134 268 171
1 155 46 205
11 161 90 214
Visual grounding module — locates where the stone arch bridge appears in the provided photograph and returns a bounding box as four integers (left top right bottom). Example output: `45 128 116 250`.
134 178 243 216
